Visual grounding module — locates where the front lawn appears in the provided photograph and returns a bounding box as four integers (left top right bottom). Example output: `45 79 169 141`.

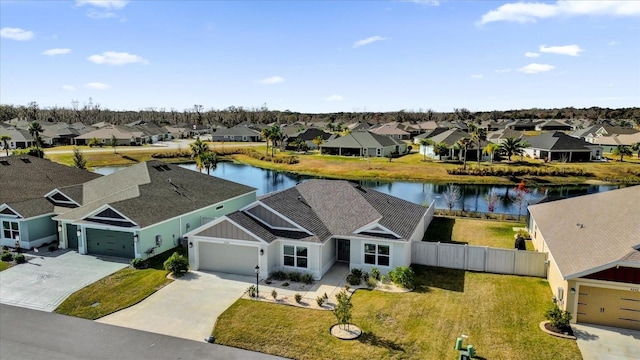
424 216 534 250
55 248 186 319
0 261 11 271
213 266 581 360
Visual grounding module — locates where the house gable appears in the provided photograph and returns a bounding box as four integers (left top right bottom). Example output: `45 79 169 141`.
355 222 401 239
0 204 22 218
244 202 312 235
45 189 80 208
194 218 262 243
83 206 138 228
582 266 640 285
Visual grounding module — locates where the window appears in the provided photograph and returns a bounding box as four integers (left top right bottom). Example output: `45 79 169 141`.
364 243 390 266
283 245 307 268
2 220 19 240
376 148 382 156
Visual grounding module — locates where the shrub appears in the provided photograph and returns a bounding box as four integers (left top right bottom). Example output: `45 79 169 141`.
316 296 324 307
288 271 302 282
271 289 278 300
346 273 361 286
282 281 289 287
350 268 363 279
246 285 257 298
48 245 57 252
130 258 147 269
388 266 415 289
270 270 287 281
370 267 381 280
366 277 378 288
264 279 272 284
301 273 313 284
545 303 572 331
362 272 369 282
294 293 302 303
14 253 26 264
323 292 328 300
2 246 8 251
1 251 13 262
163 251 189 276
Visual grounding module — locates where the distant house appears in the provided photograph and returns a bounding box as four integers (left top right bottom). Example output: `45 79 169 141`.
523 131 601 162
346 121 373 132
573 125 639 144
0 128 34 149
369 124 411 140
41 122 84 146
286 128 335 149
535 120 572 131
0 156 101 249
418 128 487 161
528 186 640 330
184 179 434 279
74 125 146 146
320 131 407 157
486 128 524 145
412 127 449 145
211 126 262 142
591 132 640 153
507 120 538 131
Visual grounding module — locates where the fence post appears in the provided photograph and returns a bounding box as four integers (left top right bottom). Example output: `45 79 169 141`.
464 244 468 271
484 246 489 272
436 242 440 267
513 249 517 275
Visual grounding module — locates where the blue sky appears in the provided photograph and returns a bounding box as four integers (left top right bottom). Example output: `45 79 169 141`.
1 0 638 113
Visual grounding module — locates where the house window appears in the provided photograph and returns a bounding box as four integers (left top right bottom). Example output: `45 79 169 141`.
283 245 307 268
2 220 19 240
364 243 390 266
376 148 382 156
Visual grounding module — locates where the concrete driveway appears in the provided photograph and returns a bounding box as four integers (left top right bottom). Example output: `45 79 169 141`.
572 323 640 360
97 270 253 341
0 250 127 312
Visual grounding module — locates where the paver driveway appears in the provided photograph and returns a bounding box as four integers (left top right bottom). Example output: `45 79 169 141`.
0 250 127 312
97 270 253 341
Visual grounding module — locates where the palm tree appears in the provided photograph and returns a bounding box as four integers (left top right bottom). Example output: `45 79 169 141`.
291 138 307 153
28 121 43 151
419 138 434 161
612 145 632 162
198 151 217 174
500 137 527 162
470 127 487 165
269 124 283 156
109 135 118 154
433 142 449 161
456 138 472 170
483 143 500 163
632 142 640 159
312 135 324 151
189 136 208 160
1 135 11 156
261 127 272 156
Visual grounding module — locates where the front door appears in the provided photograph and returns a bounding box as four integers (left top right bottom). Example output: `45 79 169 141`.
337 239 350 262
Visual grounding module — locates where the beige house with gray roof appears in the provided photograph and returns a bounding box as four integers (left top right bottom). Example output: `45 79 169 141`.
528 186 640 330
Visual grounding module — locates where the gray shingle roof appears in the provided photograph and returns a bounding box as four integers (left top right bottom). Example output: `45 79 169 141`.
321 131 404 149
528 186 640 279
524 131 595 151
426 129 473 147
227 179 427 244
0 156 101 218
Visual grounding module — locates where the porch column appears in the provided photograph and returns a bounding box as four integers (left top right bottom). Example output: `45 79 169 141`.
569 151 573 162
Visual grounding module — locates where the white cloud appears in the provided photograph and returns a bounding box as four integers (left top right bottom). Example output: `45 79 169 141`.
87 10 118 19
608 40 619 46
0 27 34 41
42 48 71 56
539 44 583 56
479 1 640 25
400 0 440 5
324 94 344 102
353 36 387 48
88 51 148 65
518 63 555 74
494 68 511 73
62 85 76 91
259 76 285 85
85 82 110 90
470 74 484 79
76 0 128 9
524 52 540 58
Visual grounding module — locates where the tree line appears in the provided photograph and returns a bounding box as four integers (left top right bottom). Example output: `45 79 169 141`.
1 101 638 128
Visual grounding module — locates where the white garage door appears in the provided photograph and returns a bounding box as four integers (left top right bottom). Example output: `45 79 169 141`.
198 242 258 276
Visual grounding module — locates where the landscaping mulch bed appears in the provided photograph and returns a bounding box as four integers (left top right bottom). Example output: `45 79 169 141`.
544 322 574 337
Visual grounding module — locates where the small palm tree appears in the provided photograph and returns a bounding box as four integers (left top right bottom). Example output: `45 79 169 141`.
0 135 11 156
470 126 487 165
261 127 272 156
500 137 527 162
631 142 640 159
419 138 434 161
456 138 472 170
312 135 324 150
612 145 632 162
483 143 500 163
269 124 283 156
189 137 208 160
28 122 44 153
198 151 217 174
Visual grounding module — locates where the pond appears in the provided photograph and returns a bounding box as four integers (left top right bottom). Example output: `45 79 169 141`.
94 162 622 215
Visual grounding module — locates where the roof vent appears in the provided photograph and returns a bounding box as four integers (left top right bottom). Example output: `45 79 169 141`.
0 160 9 166
576 223 584 229
20 158 31 164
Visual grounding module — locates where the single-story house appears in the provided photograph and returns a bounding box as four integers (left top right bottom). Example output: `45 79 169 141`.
412 128 449 145
320 131 408 157
52 161 257 259
507 120 538 131
211 126 262 142
486 128 524 145
369 124 411 140
535 120 572 131
589 132 640 154
418 128 488 161
184 179 435 279
527 186 640 330
523 131 602 162
0 156 101 249
74 125 147 146
0 128 34 150
285 128 335 150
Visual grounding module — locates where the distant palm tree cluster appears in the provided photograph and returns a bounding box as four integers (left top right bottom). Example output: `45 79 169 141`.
190 137 217 175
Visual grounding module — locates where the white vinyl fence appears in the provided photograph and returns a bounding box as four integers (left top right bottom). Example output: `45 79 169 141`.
411 242 548 277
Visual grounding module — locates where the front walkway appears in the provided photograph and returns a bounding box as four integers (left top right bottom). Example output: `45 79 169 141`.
0 249 127 312
572 323 640 360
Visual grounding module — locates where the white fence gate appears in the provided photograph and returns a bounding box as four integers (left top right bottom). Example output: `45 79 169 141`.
411 242 547 277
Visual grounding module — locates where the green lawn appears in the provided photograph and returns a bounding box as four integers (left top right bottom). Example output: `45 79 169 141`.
55 248 186 319
424 216 535 250
0 261 11 272
213 266 581 360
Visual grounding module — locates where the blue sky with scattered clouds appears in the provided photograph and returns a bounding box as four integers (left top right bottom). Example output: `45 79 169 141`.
1 0 638 113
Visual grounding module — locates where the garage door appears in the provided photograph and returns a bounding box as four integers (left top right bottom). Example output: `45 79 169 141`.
66 224 78 249
198 242 258 276
86 228 135 258
577 286 640 330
